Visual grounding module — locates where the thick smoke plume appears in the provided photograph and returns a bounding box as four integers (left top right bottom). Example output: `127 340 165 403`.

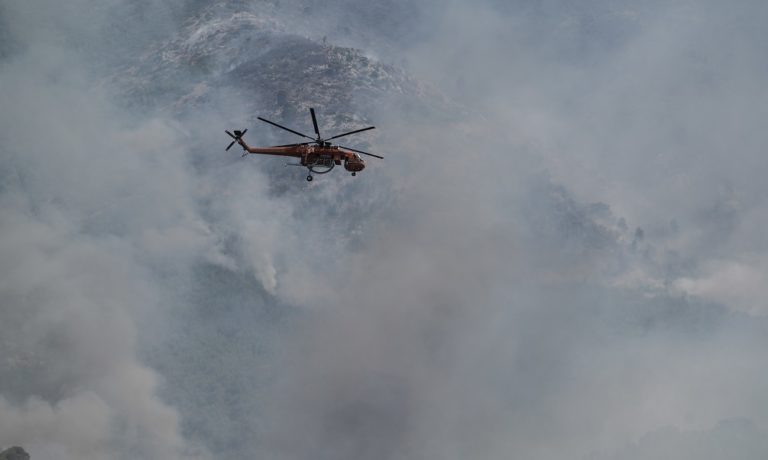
1 1 768 460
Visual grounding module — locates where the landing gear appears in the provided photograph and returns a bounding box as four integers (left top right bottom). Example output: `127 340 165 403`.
351 172 356 176
305 162 332 182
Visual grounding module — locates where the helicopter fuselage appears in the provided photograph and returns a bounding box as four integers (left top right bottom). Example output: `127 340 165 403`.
244 144 366 172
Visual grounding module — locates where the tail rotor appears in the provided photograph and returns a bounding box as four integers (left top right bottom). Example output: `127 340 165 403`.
225 129 248 151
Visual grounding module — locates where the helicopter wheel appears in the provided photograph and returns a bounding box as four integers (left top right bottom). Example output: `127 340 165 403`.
351 172 356 176
306 175 313 182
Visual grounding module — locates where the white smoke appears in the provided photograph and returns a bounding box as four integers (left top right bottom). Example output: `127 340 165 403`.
2 1 768 460
0 9 214 458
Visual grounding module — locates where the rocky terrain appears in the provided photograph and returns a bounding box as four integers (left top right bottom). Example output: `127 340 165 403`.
0 447 29 460
116 2 460 132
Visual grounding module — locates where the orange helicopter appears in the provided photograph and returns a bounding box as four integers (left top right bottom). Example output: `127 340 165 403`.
226 107 383 181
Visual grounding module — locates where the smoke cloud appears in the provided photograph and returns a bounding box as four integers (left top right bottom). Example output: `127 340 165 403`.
2 1 768 460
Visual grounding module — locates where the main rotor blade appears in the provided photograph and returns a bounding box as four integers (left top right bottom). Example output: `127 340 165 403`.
326 126 375 141
310 108 320 138
226 130 237 139
257 117 314 140
226 140 237 151
339 145 383 159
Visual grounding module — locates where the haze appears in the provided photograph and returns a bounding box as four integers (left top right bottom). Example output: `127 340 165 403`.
1 1 767 459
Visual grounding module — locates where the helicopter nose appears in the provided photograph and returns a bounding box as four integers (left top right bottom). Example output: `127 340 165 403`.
344 158 365 172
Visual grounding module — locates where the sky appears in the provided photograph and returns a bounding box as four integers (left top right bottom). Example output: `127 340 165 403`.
1 1 767 459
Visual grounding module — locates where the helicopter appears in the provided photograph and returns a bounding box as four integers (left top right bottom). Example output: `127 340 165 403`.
226 107 383 181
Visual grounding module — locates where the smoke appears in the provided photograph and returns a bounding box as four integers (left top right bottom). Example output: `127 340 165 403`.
2 1 768 460
0 3 213 459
